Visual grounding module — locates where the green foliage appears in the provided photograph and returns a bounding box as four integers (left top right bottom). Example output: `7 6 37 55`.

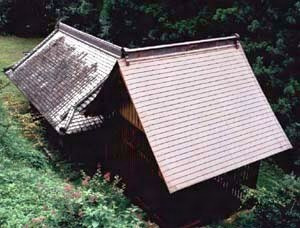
209 212 255 228
0 98 144 227
1 1 300 226
210 162 300 228
0 99 144 227
242 175 300 228
0 36 144 227
256 162 285 190
0 0 13 33
45 0 101 35
98 0 300 171
0 101 63 227
244 162 300 227
46 172 145 228
0 0 101 36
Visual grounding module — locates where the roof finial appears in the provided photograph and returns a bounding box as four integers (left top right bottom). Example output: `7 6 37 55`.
234 33 240 40
234 33 240 49
55 19 64 30
121 48 130 66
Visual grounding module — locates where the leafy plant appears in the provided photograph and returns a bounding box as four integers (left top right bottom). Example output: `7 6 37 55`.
242 175 300 228
44 171 145 228
0 36 145 227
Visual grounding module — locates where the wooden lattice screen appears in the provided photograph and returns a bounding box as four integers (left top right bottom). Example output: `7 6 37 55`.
214 161 260 199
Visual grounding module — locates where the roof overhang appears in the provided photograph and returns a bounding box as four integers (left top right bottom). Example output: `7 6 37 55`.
3 23 292 193
4 22 122 135
118 34 292 193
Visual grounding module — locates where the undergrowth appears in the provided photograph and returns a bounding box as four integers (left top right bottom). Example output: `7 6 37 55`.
209 162 300 228
0 36 145 227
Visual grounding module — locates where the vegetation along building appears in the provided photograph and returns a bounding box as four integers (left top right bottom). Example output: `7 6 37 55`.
5 23 292 227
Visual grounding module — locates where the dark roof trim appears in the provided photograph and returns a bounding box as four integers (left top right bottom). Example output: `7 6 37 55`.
57 22 122 58
123 34 240 59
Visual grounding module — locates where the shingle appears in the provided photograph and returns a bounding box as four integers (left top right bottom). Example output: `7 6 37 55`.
65 111 103 134
119 37 292 193
5 23 121 134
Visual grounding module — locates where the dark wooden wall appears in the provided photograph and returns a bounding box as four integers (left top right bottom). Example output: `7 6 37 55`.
41 93 261 227
100 114 260 227
119 101 144 131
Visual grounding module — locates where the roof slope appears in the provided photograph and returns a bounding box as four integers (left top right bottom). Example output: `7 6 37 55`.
119 35 292 193
5 23 121 134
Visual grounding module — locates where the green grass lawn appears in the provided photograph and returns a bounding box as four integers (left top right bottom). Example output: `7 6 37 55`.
0 36 42 68
0 36 43 115
0 36 145 227
0 36 42 96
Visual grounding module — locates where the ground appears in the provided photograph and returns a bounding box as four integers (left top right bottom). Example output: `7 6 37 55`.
0 36 145 227
0 36 41 107
0 35 286 228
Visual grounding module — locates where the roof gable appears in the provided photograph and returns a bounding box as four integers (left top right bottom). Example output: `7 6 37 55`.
118 36 292 193
4 24 292 192
5 23 122 134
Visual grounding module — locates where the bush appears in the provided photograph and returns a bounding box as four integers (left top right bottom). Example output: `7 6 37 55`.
0 102 65 227
0 35 145 227
209 162 300 228
0 102 144 227
242 174 300 228
45 172 145 228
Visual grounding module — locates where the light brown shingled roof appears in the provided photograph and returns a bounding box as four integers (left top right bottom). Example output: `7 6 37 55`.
4 23 292 193
119 35 292 193
5 22 122 134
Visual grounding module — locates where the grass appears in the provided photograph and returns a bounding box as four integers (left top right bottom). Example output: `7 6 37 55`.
0 36 145 227
0 36 41 65
0 35 287 228
0 35 66 226
256 161 285 190
0 36 45 146
0 36 42 117
0 36 42 93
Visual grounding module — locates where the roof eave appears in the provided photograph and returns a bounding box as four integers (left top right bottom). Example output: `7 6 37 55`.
3 23 116 136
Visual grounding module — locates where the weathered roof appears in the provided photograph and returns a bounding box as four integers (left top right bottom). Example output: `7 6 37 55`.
5 22 122 134
119 35 292 193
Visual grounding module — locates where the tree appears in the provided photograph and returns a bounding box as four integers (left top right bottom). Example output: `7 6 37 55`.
99 0 300 172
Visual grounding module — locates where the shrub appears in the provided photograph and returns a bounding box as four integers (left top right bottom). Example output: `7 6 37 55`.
0 102 144 227
0 35 145 227
44 171 145 228
242 174 300 228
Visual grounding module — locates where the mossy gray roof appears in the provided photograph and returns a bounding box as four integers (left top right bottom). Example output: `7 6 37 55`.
5 22 122 134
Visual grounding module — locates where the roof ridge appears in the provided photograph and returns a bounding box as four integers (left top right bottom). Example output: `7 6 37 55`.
122 34 240 59
57 22 122 58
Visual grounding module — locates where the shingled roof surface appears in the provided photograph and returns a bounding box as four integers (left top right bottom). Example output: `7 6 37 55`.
119 36 292 193
5 23 122 134
4 23 292 193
